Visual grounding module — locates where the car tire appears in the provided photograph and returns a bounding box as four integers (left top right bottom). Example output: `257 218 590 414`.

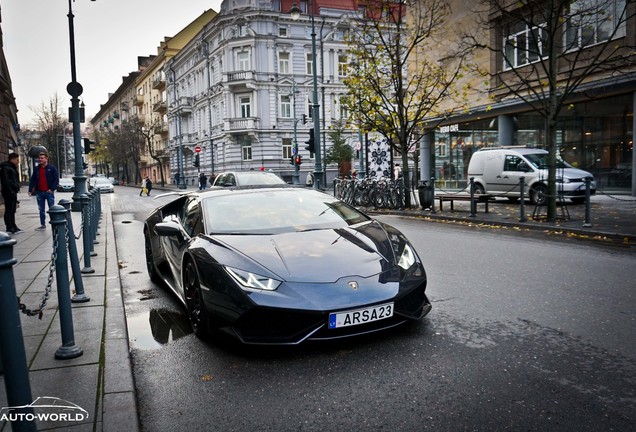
184 260 210 339
144 230 161 284
473 183 488 202
530 184 548 205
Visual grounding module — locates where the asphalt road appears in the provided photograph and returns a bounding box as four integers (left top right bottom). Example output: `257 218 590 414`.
111 187 636 432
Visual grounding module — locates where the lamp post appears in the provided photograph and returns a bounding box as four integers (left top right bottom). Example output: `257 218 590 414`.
176 113 186 189
290 79 300 185
290 1 323 189
67 0 95 211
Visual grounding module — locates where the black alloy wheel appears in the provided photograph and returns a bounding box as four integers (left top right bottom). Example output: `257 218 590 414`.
184 260 209 338
530 184 548 205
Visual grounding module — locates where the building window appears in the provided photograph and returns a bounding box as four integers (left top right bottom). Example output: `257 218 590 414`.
280 95 292 118
282 138 293 159
238 24 248 37
503 22 548 69
239 96 251 118
279 52 290 74
237 51 250 71
565 0 626 50
306 53 313 75
279 26 288 37
338 54 349 77
242 139 252 161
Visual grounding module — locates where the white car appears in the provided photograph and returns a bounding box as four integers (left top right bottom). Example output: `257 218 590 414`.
90 177 115 193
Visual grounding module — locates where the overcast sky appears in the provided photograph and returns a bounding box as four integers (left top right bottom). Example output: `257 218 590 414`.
3 0 223 128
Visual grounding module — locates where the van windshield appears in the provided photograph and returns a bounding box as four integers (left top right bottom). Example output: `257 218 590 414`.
524 153 572 169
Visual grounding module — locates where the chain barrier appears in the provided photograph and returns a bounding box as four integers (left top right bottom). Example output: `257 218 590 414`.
596 188 636 202
17 229 59 319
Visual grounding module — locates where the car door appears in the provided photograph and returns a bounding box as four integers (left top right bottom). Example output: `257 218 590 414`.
498 154 529 195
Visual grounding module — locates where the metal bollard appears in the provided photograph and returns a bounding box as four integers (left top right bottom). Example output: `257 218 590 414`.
583 177 592 227
80 193 94 273
430 176 436 214
0 232 37 431
519 177 528 222
87 191 97 256
49 206 83 360
469 177 476 218
59 199 90 303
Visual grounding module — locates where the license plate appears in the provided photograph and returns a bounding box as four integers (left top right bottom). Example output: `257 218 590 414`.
328 303 394 329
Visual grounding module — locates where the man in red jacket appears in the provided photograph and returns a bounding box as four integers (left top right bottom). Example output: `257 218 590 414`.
28 152 59 230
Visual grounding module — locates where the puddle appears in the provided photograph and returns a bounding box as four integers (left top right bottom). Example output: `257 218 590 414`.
127 308 192 350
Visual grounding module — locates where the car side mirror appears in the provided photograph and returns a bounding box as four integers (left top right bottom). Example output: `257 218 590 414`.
154 221 181 237
518 161 531 172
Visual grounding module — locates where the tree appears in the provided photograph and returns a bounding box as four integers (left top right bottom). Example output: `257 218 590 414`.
324 120 354 177
342 0 468 207
463 0 635 220
31 93 68 173
135 118 168 187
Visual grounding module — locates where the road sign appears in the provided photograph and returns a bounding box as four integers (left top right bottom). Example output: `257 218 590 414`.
194 145 202 153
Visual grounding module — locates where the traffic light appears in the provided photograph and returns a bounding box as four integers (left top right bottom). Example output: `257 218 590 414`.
83 162 88 170
83 138 95 154
305 129 315 154
295 155 302 166
289 156 294 166
302 114 307 124
193 154 200 168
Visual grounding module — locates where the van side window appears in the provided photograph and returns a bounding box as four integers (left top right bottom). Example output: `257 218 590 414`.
504 155 525 172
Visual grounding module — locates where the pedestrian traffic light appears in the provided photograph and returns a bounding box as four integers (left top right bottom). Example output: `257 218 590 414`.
193 154 200 168
305 129 315 154
295 155 302 166
83 138 95 154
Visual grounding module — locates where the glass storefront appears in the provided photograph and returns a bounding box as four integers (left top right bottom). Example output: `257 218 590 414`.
434 94 633 190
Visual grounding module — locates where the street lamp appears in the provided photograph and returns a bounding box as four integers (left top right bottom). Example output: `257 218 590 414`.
67 0 95 211
290 1 323 189
290 79 300 184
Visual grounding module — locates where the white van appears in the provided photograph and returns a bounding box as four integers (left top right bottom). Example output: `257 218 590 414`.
467 147 596 205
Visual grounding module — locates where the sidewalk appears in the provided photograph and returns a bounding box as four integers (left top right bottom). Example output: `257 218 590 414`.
0 184 634 431
0 192 137 432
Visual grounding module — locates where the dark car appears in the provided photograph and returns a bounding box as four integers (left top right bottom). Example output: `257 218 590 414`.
212 170 286 187
144 185 431 345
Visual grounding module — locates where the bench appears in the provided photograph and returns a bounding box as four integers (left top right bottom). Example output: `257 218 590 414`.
436 194 491 213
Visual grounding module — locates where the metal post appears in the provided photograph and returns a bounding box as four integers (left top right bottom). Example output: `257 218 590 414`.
583 177 592 227
291 80 300 185
0 233 37 431
177 114 186 189
59 199 90 302
519 176 528 222
469 177 476 217
49 206 83 360
80 193 94 273
430 176 436 214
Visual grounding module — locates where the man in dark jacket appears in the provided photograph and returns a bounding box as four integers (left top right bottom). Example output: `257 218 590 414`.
0 152 22 233
28 152 59 230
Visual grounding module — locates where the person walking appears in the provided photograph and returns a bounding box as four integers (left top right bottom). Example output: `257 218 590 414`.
28 152 59 230
140 177 147 196
145 177 153 196
198 172 207 190
0 152 22 234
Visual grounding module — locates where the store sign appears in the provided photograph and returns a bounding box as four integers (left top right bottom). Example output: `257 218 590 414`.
439 124 459 133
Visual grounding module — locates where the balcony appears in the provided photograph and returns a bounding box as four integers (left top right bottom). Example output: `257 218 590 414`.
135 94 144 106
225 71 255 89
152 77 166 90
175 97 192 115
227 117 259 133
153 122 169 136
153 100 167 113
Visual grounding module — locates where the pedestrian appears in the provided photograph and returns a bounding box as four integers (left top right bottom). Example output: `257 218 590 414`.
145 177 153 196
175 172 180 186
306 171 314 187
208 173 217 187
198 172 207 190
28 152 59 230
0 152 22 234
139 177 147 196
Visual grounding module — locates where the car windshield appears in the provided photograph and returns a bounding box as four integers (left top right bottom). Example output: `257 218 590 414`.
524 153 572 169
202 189 369 234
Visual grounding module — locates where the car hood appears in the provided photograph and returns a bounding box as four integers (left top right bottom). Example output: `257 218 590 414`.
215 222 396 283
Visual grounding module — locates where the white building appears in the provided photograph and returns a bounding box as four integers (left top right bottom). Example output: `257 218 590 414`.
165 0 360 186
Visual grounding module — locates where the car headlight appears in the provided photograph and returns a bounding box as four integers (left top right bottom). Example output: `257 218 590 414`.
398 243 416 270
225 267 281 291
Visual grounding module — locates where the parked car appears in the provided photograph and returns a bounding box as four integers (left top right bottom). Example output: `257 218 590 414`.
467 147 596 205
212 171 286 187
144 185 431 344
89 177 115 193
57 178 75 192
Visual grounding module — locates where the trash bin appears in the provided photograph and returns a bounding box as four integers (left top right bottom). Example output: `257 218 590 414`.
418 181 433 210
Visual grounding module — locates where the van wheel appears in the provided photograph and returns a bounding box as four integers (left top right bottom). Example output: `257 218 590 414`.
530 184 547 205
473 184 486 202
